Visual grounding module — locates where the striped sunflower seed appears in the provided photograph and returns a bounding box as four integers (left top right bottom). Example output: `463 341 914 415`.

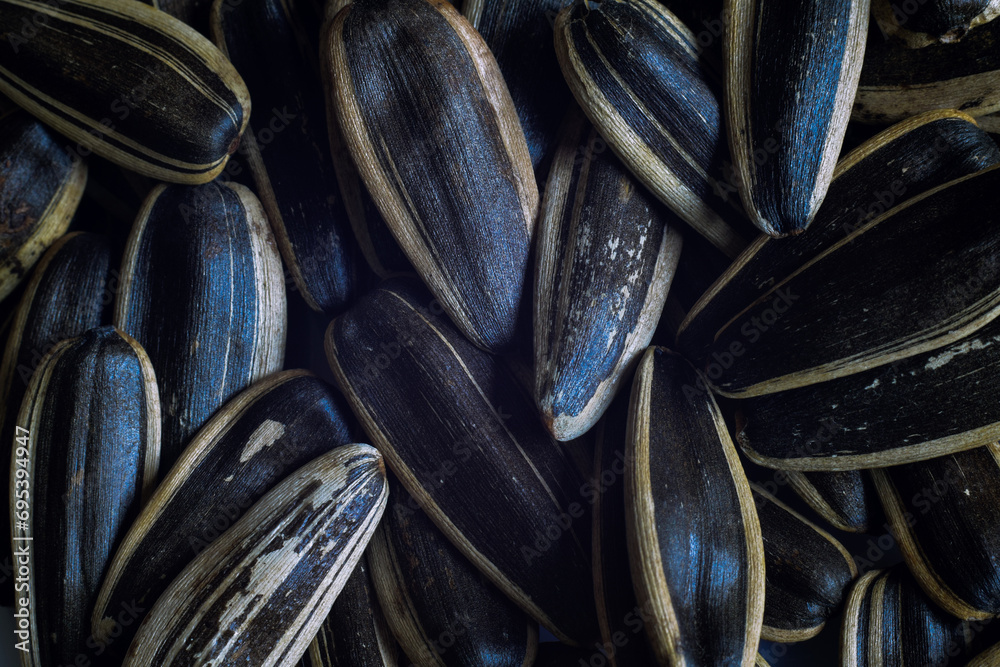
122 444 388 666
853 15 1000 123
724 0 869 236
0 0 250 183
677 109 1000 366
534 110 683 442
211 0 358 314
0 111 87 302
93 370 358 652
368 476 538 666
871 0 1000 47
13 325 160 667
325 278 599 646
326 0 538 353
302 552 399 667
553 0 755 258
784 470 881 534
626 347 764 666
753 485 857 643
114 181 286 472
872 443 1000 619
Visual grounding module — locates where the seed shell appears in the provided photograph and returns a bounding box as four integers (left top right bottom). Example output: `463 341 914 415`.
93 370 358 648
368 476 538 666
13 325 160 667
785 470 881 534
0 111 87 302
327 0 538 353
122 444 388 666
534 111 683 441
114 181 286 471
724 0 869 236
0 0 250 183
625 347 764 667
554 0 754 258
677 110 1000 366
871 0 1000 47
325 278 599 646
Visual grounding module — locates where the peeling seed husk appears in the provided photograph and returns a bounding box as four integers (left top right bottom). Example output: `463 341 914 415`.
785 470 881 534
724 0 869 236
853 16 1000 123
872 443 1000 620
0 111 87 302
122 444 388 666
0 0 250 183
871 0 1000 47
325 279 599 646
753 485 857 643
326 0 538 353
13 325 160 667
93 370 358 649
625 347 764 667
705 164 1000 399
211 0 358 314
368 476 538 667
114 181 286 472
534 110 683 442
303 552 399 667
677 109 1000 366
554 0 755 258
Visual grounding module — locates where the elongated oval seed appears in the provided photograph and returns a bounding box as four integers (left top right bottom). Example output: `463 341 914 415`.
123 444 388 666
625 347 764 667
13 325 159 667
93 371 358 648
0 0 249 183
0 111 87 301
840 567 986 667
753 485 857 643
326 279 599 646
327 0 538 353
853 17 1000 123
211 0 357 313
706 164 1000 399
872 443 1000 619
114 181 286 472
554 0 754 258
872 0 1000 47
724 0 869 236
368 476 538 666
534 111 683 441
303 552 399 667
677 110 1000 366
785 470 881 534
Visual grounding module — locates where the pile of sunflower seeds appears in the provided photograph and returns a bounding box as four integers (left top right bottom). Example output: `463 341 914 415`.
2 0 1000 664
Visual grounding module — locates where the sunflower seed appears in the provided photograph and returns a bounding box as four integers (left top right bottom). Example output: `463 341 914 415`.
368 476 538 666
326 0 538 352
554 0 754 258
0 111 87 301
969 640 1000 667
753 485 857 643
0 0 250 183
678 109 1000 366
784 470 881 534
325 278 599 645
872 0 1000 47
724 0 869 236
114 181 286 471
872 443 1000 619
534 110 683 441
211 0 358 314
13 325 159 667
302 552 399 667
853 15 1000 123
122 444 388 666
93 370 358 652
705 164 1000 399
625 347 764 666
